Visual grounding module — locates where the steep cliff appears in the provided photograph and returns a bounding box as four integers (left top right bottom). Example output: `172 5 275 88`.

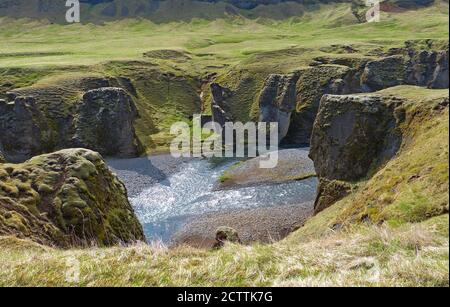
309 86 449 217
0 76 143 162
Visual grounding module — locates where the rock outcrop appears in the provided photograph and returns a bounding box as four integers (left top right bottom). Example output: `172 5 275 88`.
362 47 450 91
0 148 145 247
0 97 46 162
73 88 141 158
0 80 142 162
309 94 406 213
211 83 234 128
286 40 448 145
259 73 299 140
284 64 364 145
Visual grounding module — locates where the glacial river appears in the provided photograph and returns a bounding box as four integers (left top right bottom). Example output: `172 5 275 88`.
108 154 318 243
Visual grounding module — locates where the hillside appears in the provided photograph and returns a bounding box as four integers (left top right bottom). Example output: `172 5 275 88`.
0 0 438 23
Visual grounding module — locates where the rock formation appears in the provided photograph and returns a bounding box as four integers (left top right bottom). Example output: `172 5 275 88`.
211 83 234 129
259 73 299 141
284 64 364 145
0 97 46 163
0 81 142 162
286 40 449 145
73 87 141 158
309 94 406 213
0 148 145 247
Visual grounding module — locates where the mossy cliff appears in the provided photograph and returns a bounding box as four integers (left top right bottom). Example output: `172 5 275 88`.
203 39 448 146
0 75 144 162
308 86 449 221
0 148 145 247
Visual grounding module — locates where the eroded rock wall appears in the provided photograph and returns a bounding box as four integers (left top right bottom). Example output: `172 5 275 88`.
0 79 142 162
73 87 141 158
309 94 406 213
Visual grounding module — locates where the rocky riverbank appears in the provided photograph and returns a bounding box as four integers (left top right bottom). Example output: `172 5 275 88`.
172 202 314 248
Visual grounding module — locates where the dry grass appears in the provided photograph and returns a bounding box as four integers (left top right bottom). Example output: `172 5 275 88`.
0 214 447 287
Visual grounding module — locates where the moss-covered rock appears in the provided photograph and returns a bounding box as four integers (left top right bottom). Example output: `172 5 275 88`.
314 179 354 214
0 148 145 247
214 226 241 248
0 76 143 162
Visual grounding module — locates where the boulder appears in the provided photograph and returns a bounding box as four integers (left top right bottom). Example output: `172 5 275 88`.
73 87 141 158
214 226 241 248
0 148 145 247
259 73 299 140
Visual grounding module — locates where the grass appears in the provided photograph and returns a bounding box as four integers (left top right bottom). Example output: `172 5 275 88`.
0 214 447 287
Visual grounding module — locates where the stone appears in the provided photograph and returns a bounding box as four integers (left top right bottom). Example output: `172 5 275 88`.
0 96 45 163
310 94 404 182
361 55 406 92
214 226 241 248
314 179 353 214
210 83 233 128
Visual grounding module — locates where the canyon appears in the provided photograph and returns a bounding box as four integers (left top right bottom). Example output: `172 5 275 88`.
0 0 448 286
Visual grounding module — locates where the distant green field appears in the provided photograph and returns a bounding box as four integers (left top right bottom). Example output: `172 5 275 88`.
0 2 448 69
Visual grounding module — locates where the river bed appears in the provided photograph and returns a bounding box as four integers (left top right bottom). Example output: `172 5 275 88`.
108 149 318 244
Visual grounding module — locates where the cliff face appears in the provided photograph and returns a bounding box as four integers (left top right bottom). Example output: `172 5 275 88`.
309 89 449 214
285 40 449 145
309 94 405 213
258 73 299 140
0 148 145 247
310 95 404 181
73 87 141 158
0 79 142 163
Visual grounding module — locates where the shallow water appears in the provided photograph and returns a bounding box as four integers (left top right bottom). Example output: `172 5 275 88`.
112 157 318 243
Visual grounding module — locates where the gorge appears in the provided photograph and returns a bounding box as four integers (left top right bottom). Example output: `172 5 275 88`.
0 0 448 287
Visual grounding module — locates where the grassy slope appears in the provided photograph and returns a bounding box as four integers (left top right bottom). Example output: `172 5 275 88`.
0 87 448 287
